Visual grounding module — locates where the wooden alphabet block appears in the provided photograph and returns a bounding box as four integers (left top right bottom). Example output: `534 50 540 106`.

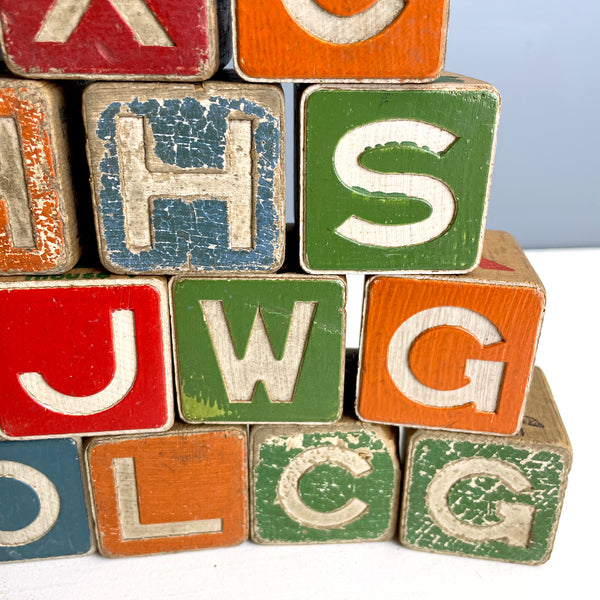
0 269 174 438
84 81 285 274
0 79 79 275
233 0 449 82
300 75 500 273
170 275 346 423
356 231 545 435
250 418 399 544
85 425 248 557
0 437 93 562
0 0 225 80
400 367 572 564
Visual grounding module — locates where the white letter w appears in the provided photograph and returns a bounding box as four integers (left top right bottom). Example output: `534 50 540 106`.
200 300 317 403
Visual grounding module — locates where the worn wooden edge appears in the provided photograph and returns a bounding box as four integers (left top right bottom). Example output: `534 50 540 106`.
168 273 347 425
0 436 97 563
83 80 286 276
231 0 449 84
354 251 545 436
84 423 248 559
297 76 501 275
398 366 572 565
249 418 400 545
0 1 221 81
0 77 81 275
0 275 175 440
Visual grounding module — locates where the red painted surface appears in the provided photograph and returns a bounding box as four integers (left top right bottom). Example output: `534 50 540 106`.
479 257 515 272
0 0 216 79
0 283 171 437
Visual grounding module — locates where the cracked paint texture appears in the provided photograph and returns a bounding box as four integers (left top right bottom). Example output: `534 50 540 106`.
95 94 282 272
404 436 568 563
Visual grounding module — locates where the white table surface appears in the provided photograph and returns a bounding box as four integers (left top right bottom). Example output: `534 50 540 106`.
2 248 597 600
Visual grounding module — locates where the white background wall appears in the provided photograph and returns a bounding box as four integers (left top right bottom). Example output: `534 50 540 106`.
286 1 599 249
444 0 599 248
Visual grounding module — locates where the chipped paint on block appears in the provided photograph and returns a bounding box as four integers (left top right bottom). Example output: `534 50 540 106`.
0 80 79 274
251 422 399 544
403 435 567 563
84 83 284 274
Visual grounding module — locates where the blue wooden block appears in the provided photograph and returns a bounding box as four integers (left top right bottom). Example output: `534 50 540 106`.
0 438 93 562
83 81 285 274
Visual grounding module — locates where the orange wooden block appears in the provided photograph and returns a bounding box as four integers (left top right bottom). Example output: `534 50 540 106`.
0 79 79 274
85 426 248 557
356 231 545 435
233 0 450 82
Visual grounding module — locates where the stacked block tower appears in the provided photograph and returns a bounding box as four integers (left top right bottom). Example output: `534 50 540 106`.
0 0 571 566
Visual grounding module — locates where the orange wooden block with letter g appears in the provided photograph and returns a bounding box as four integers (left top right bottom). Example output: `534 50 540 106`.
356 231 545 435
85 426 248 558
234 0 450 82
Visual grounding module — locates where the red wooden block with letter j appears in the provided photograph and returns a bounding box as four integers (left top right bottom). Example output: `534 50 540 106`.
0 270 174 439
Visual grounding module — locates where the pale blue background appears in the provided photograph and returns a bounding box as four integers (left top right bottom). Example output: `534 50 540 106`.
285 0 599 248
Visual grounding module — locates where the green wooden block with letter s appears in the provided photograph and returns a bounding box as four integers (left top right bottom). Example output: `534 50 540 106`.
300 74 500 273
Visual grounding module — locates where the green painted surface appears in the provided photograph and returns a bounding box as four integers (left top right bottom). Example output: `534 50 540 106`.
404 436 567 563
253 428 397 543
172 277 345 422
303 79 500 271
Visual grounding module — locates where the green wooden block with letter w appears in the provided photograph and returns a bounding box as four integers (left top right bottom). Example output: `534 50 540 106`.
170 275 346 423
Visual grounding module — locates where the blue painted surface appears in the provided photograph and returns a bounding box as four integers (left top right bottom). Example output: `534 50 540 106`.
95 94 282 272
0 438 92 562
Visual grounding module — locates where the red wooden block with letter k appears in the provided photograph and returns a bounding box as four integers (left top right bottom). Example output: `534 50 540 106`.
0 270 174 439
0 0 223 80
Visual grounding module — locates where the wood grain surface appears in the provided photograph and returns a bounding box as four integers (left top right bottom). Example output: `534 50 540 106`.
234 0 449 81
86 425 248 557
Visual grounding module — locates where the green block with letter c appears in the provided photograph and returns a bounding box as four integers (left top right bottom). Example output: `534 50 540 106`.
250 420 399 544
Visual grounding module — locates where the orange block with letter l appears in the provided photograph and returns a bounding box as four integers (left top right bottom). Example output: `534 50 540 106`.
85 426 248 557
356 231 545 435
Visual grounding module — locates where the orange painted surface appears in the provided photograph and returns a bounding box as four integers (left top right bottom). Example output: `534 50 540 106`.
88 429 248 557
235 0 449 80
357 277 545 435
0 85 67 272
